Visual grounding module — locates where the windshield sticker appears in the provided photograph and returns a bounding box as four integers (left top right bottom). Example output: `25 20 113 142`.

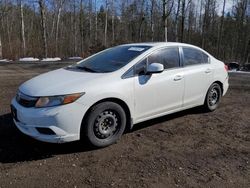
128 47 145 52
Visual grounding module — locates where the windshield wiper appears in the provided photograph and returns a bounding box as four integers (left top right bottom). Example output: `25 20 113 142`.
76 66 98 73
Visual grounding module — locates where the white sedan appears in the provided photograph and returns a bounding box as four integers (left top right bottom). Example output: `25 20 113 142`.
11 42 229 147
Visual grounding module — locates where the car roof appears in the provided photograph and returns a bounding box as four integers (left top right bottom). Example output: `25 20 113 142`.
121 42 201 49
119 42 213 60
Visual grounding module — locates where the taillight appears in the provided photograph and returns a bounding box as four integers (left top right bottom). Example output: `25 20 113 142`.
224 64 228 71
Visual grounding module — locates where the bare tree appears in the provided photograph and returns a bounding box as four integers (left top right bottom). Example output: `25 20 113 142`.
187 1 195 42
163 0 168 42
175 0 181 41
138 0 145 42
19 0 26 57
242 0 250 63
0 3 3 59
79 0 84 53
71 0 77 55
38 0 48 58
201 0 211 49
55 0 65 56
104 0 108 46
163 0 174 42
111 0 115 42
0 0 249 64
235 0 248 62
150 0 156 41
95 0 98 42
0 34 2 59
89 0 92 41
179 0 192 42
180 0 186 42
216 0 226 56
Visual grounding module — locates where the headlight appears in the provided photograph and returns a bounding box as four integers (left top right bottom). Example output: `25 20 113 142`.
35 92 84 108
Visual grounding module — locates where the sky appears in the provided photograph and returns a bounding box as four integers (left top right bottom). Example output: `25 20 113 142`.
218 0 234 13
247 1 250 16
21 0 249 17
217 0 250 16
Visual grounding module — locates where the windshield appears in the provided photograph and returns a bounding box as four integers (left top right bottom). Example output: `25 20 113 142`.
75 45 151 73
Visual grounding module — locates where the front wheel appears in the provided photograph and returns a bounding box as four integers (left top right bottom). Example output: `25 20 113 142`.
204 83 222 112
84 102 126 147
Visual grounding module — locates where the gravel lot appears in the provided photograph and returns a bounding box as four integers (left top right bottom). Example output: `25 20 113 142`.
0 63 249 187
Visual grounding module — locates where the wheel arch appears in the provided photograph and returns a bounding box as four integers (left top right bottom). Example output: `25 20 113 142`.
204 80 223 104
80 97 132 138
213 81 223 94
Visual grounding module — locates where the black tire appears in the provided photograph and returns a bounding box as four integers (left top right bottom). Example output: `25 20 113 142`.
204 83 222 112
84 102 126 147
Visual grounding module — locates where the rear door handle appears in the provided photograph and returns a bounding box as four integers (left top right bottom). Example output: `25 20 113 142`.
174 75 183 81
205 68 212 73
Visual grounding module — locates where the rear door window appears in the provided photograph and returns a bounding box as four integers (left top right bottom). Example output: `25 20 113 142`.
183 47 209 66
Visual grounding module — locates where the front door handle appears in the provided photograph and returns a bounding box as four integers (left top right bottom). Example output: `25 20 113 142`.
174 75 183 81
205 68 212 73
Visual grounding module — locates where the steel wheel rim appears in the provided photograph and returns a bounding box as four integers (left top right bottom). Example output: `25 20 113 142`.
208 87 219 106
94 110 119 139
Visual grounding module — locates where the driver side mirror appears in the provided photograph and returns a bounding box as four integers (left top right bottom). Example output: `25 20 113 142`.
146 63 164 74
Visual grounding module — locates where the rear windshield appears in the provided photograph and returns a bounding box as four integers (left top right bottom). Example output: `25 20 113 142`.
75 45 151 73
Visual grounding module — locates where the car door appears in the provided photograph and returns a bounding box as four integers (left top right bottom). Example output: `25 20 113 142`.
181 47 214 108
133 47 185 122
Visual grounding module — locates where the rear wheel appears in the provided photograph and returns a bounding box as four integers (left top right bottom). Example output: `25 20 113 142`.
84 102 126 147
204 83 222 112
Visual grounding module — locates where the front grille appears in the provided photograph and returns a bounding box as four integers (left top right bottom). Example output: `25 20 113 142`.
16 91 38 108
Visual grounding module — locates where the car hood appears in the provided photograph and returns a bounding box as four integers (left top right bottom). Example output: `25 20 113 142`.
19 68 107 97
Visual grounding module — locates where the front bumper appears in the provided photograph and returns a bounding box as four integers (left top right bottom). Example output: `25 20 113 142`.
11 98 88 143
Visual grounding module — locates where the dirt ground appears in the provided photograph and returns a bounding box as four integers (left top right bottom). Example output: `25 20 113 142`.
0 62 249 188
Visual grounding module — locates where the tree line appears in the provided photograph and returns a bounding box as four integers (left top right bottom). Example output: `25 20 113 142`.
0 0 249 64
